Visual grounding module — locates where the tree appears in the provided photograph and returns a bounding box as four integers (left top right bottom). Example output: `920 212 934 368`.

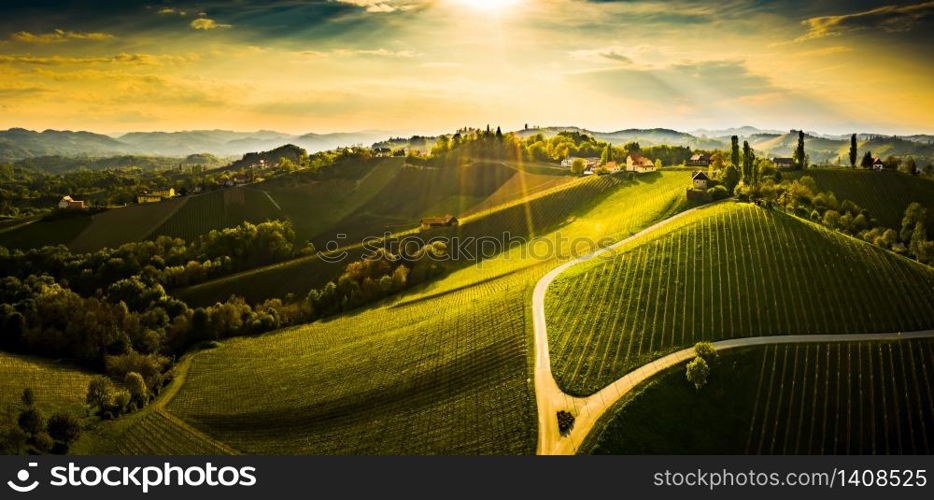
899 156 917 175
685 356 710 389
860 151 873 168
17 407 45 436
654 159 663 170
124 372 149 407
600 143 613 165
730 135 740 167
900 203 926 242
86 377 114 414
21 388 35 407
694 342 718 362
909 221 930 262
793 130 808 170
849 134 857 168
570 158 586 176
742 141 756 185
46 413 81 448
721 165 740 193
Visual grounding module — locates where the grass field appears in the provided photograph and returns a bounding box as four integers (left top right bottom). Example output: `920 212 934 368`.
787 169 934 228
589 340 934 454
546 202 934 395
0 352 95 416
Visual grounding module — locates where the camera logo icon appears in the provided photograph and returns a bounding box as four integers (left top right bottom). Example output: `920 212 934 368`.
7 462 39 493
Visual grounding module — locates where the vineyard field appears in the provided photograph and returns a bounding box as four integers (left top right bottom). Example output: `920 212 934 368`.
0 215 92 250
151 188 282 241
166 264 546 454
0 352 95 416
589 340 934 454
546 202 934 395
69 197 188 252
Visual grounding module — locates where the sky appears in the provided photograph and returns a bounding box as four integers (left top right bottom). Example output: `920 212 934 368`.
0 0 932 136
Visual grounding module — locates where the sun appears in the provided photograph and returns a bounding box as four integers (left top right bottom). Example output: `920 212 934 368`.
448 0 521 12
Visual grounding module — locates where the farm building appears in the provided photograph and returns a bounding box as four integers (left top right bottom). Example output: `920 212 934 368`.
58 195 87 210
626 153 656 173
137 187 176 204
602 161 620 172
872 157 885 171
373 147 392 157
772 157 794 169
692 171 709 190
420 214 459 231
561 156 600 169
686 154 709 167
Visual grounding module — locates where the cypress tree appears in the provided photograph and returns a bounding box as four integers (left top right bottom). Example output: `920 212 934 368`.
793 130 807 170
730 135 740 167
849 134 858 168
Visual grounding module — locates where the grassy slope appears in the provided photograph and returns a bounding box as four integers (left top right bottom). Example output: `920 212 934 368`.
588 340 934 454
0 352 96 416
788 168 934 228
153 171 689 454
546 202 934 395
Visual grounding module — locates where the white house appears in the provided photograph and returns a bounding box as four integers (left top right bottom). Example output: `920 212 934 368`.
58 195 87 210
692 171 709 190
626 153 656 173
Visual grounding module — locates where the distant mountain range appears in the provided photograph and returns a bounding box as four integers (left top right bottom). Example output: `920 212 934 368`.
0 128 392 161
1 126 932 165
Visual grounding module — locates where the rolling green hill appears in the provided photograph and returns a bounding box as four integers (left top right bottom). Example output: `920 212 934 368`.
787 169 934 229
546 202 934 395
589 340 934 454
150 188 281 242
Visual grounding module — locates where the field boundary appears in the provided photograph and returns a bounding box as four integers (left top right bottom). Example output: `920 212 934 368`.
531 200 934 455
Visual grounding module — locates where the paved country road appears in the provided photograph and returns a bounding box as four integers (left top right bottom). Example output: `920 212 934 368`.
531 202 934 455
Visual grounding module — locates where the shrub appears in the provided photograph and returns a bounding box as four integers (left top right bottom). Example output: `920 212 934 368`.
708 185 729 200
17 407 46 436
557 410 575 435
47 413 82 448
32 432 54 453
693 342 718 362
686 356 710 390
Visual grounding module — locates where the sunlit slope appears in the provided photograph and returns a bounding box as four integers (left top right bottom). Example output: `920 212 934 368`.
0 352 96 415
174 173 624 306
590 340 934 454
787 169 934 228
546 202 934 395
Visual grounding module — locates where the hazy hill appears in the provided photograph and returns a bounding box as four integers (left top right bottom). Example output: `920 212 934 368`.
14 153 227 175
0 128 127 159
0 128 395 161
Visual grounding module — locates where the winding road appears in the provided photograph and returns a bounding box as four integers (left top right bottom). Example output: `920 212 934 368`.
531 203 934 455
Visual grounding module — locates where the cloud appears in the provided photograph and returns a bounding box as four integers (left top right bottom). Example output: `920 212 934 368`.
795 46 853 57
795 1 934 42
10 29 115 43
0 53 199 66
157 7 188 16
299 48 418 58
599 51 633 65
190 18 232 30
331 0 414 13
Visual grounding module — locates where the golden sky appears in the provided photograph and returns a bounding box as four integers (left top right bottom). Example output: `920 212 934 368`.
0 0 932 135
